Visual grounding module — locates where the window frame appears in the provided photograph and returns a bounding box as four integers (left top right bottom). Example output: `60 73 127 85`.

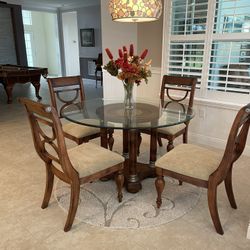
162 0 250 105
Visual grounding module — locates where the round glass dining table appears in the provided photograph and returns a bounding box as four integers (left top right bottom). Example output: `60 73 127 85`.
62 98 194 193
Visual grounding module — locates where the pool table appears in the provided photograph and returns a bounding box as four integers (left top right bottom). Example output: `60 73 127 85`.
0 64 48 104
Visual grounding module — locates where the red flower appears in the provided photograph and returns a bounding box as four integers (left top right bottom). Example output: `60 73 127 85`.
123 52 128 62
118 49 123 58
129 44 134 57
115 58 123 68
105 48 113 60
140 49 148 60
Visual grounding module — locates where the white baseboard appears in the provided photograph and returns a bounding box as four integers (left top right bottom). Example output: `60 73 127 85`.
189 132 250 157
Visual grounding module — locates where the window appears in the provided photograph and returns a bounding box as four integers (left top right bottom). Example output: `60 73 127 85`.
24 32 34 67
163 0 250 103
22 10 32 25
22 10 34 66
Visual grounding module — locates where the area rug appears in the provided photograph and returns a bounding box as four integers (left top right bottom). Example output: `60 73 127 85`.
55 178 201 229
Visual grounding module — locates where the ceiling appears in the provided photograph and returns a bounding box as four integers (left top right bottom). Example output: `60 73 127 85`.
6 0 100 10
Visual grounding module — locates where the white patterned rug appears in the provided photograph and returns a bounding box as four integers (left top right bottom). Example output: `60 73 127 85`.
55 178 201 229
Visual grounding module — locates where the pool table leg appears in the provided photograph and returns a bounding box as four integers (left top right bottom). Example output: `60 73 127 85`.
4 84 13 104
31 81 42 100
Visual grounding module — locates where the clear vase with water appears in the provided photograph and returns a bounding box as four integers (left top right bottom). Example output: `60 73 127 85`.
123 80 134 110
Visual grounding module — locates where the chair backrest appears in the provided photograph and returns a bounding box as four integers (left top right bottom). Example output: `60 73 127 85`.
95 53 103 66
160 75 197 109
47 76 85 118
216 103 250 180
19 97 77 180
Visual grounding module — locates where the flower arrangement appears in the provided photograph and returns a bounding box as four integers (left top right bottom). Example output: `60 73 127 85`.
104 44 151 109
104 44 152 85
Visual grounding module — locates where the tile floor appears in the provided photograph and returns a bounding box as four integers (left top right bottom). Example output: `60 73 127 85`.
0 79 250 249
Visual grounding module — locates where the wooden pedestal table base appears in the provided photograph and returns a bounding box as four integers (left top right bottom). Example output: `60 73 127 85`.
123 129 157 193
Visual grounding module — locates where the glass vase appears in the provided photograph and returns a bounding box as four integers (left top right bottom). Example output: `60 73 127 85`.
123 81 134 110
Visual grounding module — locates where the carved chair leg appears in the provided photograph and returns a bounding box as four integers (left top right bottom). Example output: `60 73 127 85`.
107 129 114 151
101 71 103 87
137 132 142 156
41 163 54 209
207 183 224 235
179 180 183 185
167 139 174 152
224 166 237 209
115 169 124 202
183 130 188 143
157 136 163 147
95 71 98 88
64 180 80 232
155 174 165 208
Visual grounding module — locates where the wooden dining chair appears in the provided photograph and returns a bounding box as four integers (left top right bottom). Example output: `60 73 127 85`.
47 76 114 149
157 75 197 151
155 103 250 235
19 98 124 232
93 53 103 88
138 75 196 155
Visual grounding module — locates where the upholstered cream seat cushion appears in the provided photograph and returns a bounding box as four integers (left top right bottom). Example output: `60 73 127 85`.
68 142 124 178
155 144 223 180
157 123 186 135
63 122 100 138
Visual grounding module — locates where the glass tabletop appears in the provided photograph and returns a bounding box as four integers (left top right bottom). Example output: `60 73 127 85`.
61 98 194 130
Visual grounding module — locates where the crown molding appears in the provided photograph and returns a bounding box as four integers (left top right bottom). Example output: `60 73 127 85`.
5 0 99 12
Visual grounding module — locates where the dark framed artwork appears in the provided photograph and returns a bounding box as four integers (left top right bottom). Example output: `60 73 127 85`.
80 28 95 47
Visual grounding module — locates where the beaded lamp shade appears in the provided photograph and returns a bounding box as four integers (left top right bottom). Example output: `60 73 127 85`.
109 0 162 23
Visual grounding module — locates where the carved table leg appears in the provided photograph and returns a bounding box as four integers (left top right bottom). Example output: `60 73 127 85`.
123 130 129 159
125 129 142 193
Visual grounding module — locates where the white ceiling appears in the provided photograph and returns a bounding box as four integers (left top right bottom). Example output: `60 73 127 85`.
23 0 99 7
6 0 100 10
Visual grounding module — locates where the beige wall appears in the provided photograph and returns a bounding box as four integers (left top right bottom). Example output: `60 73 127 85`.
137 5 164 67
101 0 138 99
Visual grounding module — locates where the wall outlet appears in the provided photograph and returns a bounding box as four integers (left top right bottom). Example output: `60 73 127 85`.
247 221 250 239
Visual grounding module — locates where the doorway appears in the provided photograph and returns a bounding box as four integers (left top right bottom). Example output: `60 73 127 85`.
22 10 61 76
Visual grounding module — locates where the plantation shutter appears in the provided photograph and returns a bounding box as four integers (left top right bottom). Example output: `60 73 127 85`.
208 0 250 94
171 0 208 35
213 0 250 34
208 41 250 94
165 0 250 99
169 42 205 88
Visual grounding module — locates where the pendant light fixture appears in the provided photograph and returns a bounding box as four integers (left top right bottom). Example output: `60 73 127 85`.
109 0 162 23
